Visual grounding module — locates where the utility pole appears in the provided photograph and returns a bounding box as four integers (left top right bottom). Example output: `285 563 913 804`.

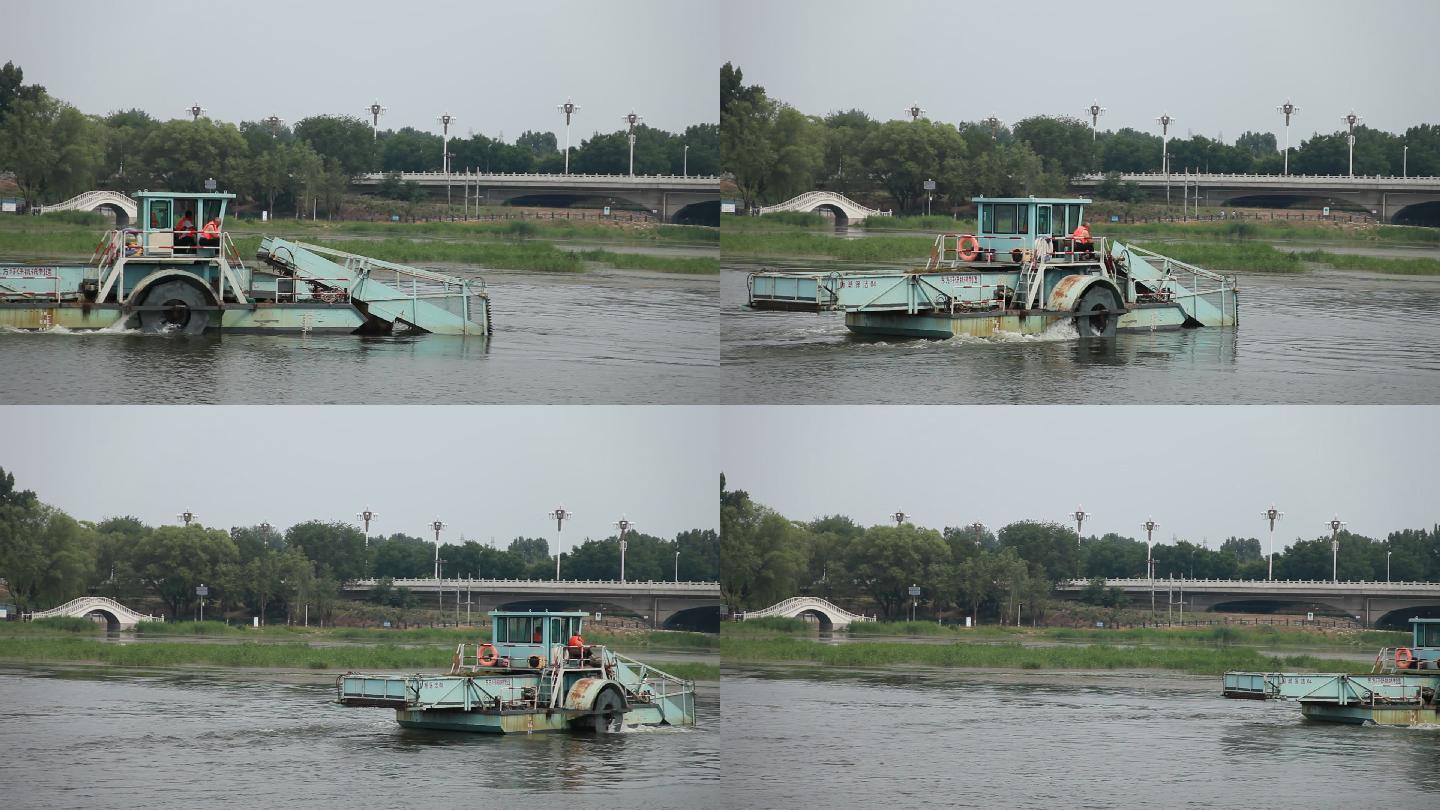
623 111 642 177
1142 518 1159 618
1342 111 1361 178
1262 506 1284 581
615 517 634 583
1156 113 1174 206
1327 516 1347 584
356 508 378 548
186 103 206 122
366 101 386 140
905 102 926 122
430 520 447 579
1277 99 1299 176
891 511 911 527
549 506 573 580
1086 101 1106 141
557 99 579 175
1071 506 1091 546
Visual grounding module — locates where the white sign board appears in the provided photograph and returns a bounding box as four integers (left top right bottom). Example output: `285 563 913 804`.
721 201 737 214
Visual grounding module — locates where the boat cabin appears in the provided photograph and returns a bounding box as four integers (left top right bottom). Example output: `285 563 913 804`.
132 190 233 258
490 609 588 663
1408 617 1440 666
974 196 1092 260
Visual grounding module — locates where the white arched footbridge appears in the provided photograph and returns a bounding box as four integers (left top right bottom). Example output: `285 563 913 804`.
38 190 138 228
27 596 162 630
737 596 874 629
758 191 890 225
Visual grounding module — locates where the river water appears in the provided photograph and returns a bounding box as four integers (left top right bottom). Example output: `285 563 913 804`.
724 665 1440 809
0 665 721 809
0 267 718 404
720 261 1440 404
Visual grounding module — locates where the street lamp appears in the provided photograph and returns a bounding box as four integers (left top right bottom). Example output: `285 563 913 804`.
1387 549 1392 583
1071 506 1091 545
1086 101 1106 141
264 115 284 137
1342 112 1361 178
437 112 456 209
683 144 689 178
549 507 573 581
1327 516 1347 584
357 508 378 547
623 111 642 177
615 517 634 583
1261 506 1284 581
178 510 197 526
905 102 926 123
1156 113 1174 205
674 548 681 583
366 101 386 139
429 520 447 579
890 511 911 526
557 99 580 175
1403 144 1409 179
1142 518 1159 618
1277 99 1299 175
969 521 986 545
983 114 1002 139
186 103 206 122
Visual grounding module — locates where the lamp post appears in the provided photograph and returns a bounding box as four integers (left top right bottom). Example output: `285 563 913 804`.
186 103 206 122
1387 549 1392 583
1261 506 1284 581
890 511 910 527
623 111 642 177
429 520 446 579
557 99 579 175
615 518 634 583
264 115 284 137
1086 101 1106 141
1327 516 1347 584
178 510 197 526
969 521 986 546
674 548 680 583
1156 113 1174 205
356 508 377 547
1277 100 1299 175
905 102 926 123
258 522 274 549
1071 506 1091 545
683 144 689 178
1342 112 1361 178
437 112 455 208
983 114 1002 140
1142 518 1159 618
549 506 572 580
1403 145 1408 179
366 101 386 140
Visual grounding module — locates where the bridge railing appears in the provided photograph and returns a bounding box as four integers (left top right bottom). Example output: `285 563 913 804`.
345 577 719 590
353 172 718 182
1056 578 1440 589
1073 172 1440 185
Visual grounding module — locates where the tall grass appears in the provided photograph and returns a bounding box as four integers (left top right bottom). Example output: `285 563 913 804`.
1133 241 1305 273
864 215 976 232
720 637 1362 676
1294 250 1440 275
1103 219 1440 245
720 231 932 261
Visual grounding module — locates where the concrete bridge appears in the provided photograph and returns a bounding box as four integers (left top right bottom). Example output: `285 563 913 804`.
38 190 137 228
351 172 719 224
26 596 162 630
342 578 720 630
736 596 875 629
1071 172 1440 223
757 190 890 225
1055 578 1440 628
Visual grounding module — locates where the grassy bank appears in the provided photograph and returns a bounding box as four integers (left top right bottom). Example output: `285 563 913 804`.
0 636 718 680
1102 219 1440 245
1133 240 1440 275
721 636 1360 676
863 215 974 232
126 620 718 650
720 231 931 262
1293 250 1440 275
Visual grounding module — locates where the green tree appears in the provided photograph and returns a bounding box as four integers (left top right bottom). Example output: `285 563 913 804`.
134 119 246 193
285 520 367 582
130 524 237 619
844 523 948 620
720 481 808 611
0 61 44 124
1013 115 1096 176
0 93 106 205
858 120 967 213
969 141 1056 198
293 115 375 175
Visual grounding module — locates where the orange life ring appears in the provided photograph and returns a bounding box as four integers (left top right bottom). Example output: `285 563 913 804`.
477 642 498 666
1396 647 1414 669
956 234 980 261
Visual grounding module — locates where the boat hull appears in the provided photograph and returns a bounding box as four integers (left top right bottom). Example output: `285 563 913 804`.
0 302 368 333
1300 703 1440 726
394 703 682 734
843 302 1192 339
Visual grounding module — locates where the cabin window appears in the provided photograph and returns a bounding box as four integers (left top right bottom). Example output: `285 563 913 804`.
502 617 538 644
1068 205 1084 233
1037 206 1050 236
979 204 993 233
1420 623 1440 647
550 618 563 643
992 204 1020 234
569 618 582 638
148 199 172 231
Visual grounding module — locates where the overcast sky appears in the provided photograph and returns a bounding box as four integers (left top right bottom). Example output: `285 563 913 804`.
720 407 1435 551
723 0 1440 141
2 406 718 546
3 0 717 137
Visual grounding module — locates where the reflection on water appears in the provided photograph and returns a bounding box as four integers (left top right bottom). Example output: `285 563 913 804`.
0 269 718 404
721 263 1440 404
1 667 720 809
724 666 1440 809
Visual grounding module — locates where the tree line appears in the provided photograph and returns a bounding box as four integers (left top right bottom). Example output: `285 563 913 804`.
720 62 1440 214
0 61 719 214
721 476 1440 624
0 467 718 622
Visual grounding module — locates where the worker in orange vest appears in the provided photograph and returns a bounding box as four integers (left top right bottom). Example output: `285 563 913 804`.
1071 222 1093 255
174 209 196 250
200 214 221 249
566 633 585 659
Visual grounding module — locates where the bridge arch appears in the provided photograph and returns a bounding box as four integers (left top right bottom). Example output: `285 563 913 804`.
758 191 887 225
740 596 872 629
1394 201 1440 227
39 191 138 229
1207 598 1356 619
663 605 720 633
1375 605 1440 630
672 200 719 226
81 608 122 631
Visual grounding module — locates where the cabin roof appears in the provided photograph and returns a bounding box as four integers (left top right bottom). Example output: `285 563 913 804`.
490 609 589 618
134 190 236 200
972 196 1092 205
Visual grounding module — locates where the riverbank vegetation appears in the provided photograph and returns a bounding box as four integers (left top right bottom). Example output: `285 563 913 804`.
720 475 1440 625
0 467 718 624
